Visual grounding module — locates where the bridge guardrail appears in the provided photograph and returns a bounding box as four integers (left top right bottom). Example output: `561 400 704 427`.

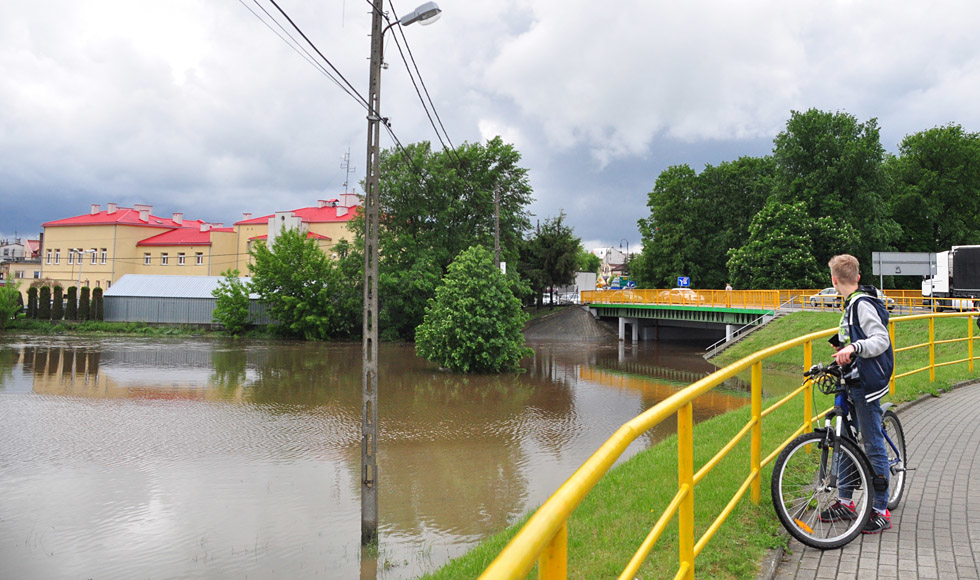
478 311 978 580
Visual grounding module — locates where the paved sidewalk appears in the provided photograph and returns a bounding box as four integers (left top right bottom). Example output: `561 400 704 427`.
768 382 980 580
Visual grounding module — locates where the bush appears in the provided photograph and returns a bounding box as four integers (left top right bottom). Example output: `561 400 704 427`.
212 269 251 335
27 287 38 319
66 287 78 320
0 281 22 330
416 245 532 373
52 286 64 320
38 286 51 320
79 287 90 321
91 287 103 321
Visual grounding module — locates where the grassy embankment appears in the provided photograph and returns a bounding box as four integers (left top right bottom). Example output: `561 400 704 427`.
423 311 979 580
1 318 277 338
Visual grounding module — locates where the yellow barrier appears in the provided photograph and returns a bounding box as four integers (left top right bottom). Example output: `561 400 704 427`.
478 312 979 579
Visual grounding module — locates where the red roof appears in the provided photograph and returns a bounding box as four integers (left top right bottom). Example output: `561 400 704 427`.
235 205 360 226
137 227 234 247
249 232 331 241
43 207 206 230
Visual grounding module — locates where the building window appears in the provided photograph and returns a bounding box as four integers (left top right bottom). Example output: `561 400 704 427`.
144 253 151 266
54 250 60 264
100 248 107 264
196 252 204 265
90 249 98 264
34 271 41 279
161 253 169 266
178 253 186 266
46 250 51 264
14 271 24 279
68 250 75 265
106 280 111 289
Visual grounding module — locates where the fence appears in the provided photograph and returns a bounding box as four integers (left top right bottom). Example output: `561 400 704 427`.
478 311 978 579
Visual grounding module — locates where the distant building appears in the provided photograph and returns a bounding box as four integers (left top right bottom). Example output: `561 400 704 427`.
0 237 42 293
37 197 360 294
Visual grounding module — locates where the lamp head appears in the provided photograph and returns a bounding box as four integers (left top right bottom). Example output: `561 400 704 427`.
399 1 442 26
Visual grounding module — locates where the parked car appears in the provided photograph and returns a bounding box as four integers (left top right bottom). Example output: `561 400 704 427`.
658 288 704 305
808 288 842 309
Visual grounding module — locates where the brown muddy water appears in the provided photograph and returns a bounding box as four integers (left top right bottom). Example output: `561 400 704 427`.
0 335 799 579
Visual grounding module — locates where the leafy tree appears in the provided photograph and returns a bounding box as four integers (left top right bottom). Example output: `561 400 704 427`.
78 287 90 321
772 108 899 270
38 286 51 320
66 287 78 320
364 136 534 340
249 227 357 340
576 248 601 273
885 123 980 250
525 212 580 307
212 269 252 335
0 281 21 330
416 245 531 373
52 286 64 320
635 157 774 289
27 287 37 319
726 199 826 288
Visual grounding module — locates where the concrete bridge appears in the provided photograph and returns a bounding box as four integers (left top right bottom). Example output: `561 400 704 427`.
581 289 783 343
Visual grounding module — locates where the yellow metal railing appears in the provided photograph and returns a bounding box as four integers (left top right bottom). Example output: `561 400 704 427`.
580 288 978 314
478 312 979 580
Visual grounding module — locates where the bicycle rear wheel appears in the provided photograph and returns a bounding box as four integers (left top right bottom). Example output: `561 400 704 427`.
771 431 874 549
883 410 906 510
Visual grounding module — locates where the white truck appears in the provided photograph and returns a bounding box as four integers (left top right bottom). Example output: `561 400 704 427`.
921 245 980 310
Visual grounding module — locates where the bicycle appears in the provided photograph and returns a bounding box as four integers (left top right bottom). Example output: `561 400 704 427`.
770 362 908 549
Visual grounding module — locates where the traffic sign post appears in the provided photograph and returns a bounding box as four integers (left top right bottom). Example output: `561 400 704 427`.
677 277 690 288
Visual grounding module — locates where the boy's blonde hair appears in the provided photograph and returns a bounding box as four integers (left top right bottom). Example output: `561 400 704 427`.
828 254 860 284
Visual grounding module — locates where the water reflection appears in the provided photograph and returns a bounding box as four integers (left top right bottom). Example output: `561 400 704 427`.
0 336 759 580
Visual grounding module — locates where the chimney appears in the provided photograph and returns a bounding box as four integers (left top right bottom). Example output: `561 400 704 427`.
340 193 359 208
107 202 117 214
134 203 152 222
172 212 183 225
90 204 100 215
336 206 348 218
318 199 328 208
242 212 252 221
200 223 211 232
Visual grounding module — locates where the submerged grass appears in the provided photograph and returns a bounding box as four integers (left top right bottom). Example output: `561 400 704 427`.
425 310 979 579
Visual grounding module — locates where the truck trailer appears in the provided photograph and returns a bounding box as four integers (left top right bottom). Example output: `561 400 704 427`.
921 245 980 309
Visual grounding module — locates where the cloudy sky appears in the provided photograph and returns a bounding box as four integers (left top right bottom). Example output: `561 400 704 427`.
3 1 980 251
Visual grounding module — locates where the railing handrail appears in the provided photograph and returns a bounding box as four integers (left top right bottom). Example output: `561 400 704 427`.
478 311 978 579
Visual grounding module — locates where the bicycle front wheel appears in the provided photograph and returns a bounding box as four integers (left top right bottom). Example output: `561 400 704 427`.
771 431 874 549
883 410 907 510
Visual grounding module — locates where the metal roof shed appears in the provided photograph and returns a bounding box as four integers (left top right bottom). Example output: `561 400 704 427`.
103 274 269 324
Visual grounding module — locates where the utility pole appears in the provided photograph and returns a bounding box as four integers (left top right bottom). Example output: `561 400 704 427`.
361 0 384 547
494 185 500 269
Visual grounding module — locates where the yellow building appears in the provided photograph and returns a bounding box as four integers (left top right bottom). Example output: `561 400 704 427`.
39 198 360 292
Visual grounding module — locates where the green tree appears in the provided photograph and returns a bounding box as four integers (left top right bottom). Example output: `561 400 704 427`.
27 287 37 319
212 269 252 335
66 286 78 320
575 247 601 273
772 108 899 270
0 281 21 331
365 136 534 340
416 245 531 373
249 227 356 340
38 286 51 320
885 123 980 250
92 287 104 321
634 165 705 287
78 287 90 321
525 212 580 307
726 199 826 289
52 286 64 320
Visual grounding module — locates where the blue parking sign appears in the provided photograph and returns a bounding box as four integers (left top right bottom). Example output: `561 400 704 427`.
677 277 690 287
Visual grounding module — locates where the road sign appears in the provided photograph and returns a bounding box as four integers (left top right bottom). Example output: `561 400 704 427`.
871 252 935 276
677 277 690 287
626 280 636 289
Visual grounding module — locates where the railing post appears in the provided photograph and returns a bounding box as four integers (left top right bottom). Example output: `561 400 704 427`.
750 362 762 504
803 341 813 432
538 521 567 580
678 403 695 580
969 315 975 373
929 317 936 382
888 320 896 396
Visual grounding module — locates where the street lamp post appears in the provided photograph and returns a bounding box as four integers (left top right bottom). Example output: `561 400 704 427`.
76 249 97 287
361 0 442 547
619 239 630 276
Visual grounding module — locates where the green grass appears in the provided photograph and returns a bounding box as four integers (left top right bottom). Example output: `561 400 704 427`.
2 318 279 338
425 311 980 579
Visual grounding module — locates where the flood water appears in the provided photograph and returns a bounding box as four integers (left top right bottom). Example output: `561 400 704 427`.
0 335 790 579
